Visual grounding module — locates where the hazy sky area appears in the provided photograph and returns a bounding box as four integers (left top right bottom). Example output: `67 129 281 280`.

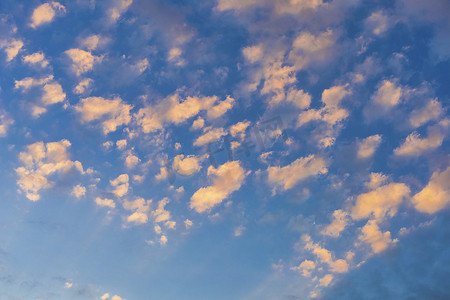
0 0 449 299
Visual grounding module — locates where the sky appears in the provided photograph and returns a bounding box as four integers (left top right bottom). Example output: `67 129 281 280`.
0 0 449 299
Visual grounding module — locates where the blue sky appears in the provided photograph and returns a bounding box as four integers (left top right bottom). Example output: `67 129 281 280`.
0 0 449 299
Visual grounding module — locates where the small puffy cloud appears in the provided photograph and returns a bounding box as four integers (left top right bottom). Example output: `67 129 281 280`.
193 128 226 146
75 97 132 134
191 117 205 130
190 161 247 213
172 154 202 176
71 185 86 198
359 219 396 254
372 80 402 107
111 296 125 300
65 48 103 76
81 35 105 51
365 11 391 35
135 94 233 134
297 84 350 128
409 99 443 128
243 44 264 63
412 166 450 214
319 274 334 287
321 210 349 237
16 140 84 201
230 121 250 137
357 134 382 159
42 82 66 105
394 126 444 156
216 0 259 11
123 197 151 224
152 198 173 224
14 75 54 90
101 294 110 300
267 155 328 191
234 225 246 237
160 235 168 246
110 174 129 197
303 234 349 273
125 152 140 169
0 39 24 62
0 112 14 137
23 52 49 68
30 2 66 28
95 197 116 208
109 0 133 22
365 173 389 190
286 88 312 109
184 219 193 229
73 78 93 95
64 282 72 288
351 182 410 221
116 139 127 150
291 259 315 277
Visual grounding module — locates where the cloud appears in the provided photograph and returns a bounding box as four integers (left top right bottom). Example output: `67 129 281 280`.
351 182 410 221
290 259 315 277
16 140 84 201
184 219 193 229
22 52 49 67
216 0 325 15
303 234 349 273
0 112 14 137
365 11 391 36
190 161 247 213
243 44 264 63
135 94 234 134
372 80 402 108
319 274 333 287
95 197 116 209
358 219 396 254
123 197 151 224
394 126 444 156
193 128 226 147
14 75 54 90
110 174 129 197
230 121 251 137
0 39 23 62
409 99 443 128
172 154 202 176
321 210 349 237
73 78 94 95
65 48 103 76
412 165 450 214
267 155 328 191
42 82 66 105
365 173 389 190
191 117 205 130
109 0 133 22
125 152 140 169
30 2 66 28
357 134 382 159
75 96 132 134
71 185 86 198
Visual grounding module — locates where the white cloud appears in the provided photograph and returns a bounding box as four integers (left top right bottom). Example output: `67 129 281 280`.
412 166 450 214
0 39 24 62
135 94 234 134
359 220 396 254
71 185 86 198
365 173 389 190
30 2 66 28
160 235 168 246
230 121 251 137
351 182 410 221
409 99 443 128
64 282 72 288
81 35 102 51
73 78 94 95
234 225 246 237
372 80 402 107
23 52 49 67
172 154 202 176
75 97 132 134
109 0 133 22
14 75 54 90
321 210 349 237
123 197 151 224
125 152 140 169
65 48 103 76
184 219 193 229
16 140 84 201
110 174 129 197
190 161 247 213
290 259 315 277
42 82 66 105
0 112 14 137
95 197 116 209
394 126 444 156
191 117 205 130
365 11 391 35
319 274 333 287
357 134 382 159
243 44 264 63
193 128 226 147
303 234 349 273
267 155 327 191
116 139 127 150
